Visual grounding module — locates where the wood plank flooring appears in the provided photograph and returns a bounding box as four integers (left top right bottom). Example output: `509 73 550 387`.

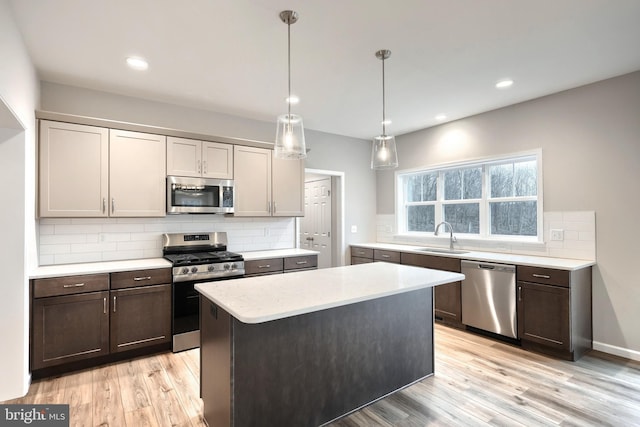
4 324 640 426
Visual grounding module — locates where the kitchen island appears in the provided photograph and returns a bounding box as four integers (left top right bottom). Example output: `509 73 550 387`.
195 262 464 427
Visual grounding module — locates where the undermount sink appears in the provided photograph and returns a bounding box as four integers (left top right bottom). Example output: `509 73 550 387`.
416 247 470 255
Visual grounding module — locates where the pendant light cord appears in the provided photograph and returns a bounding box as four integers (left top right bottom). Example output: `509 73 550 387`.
287 19 292 124
382 55 386 136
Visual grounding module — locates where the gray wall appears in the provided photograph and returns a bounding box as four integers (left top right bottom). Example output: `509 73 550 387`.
40 82 377 262
0 0 39 401
377 71 640 357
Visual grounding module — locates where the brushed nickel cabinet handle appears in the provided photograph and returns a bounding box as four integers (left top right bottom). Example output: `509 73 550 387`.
296 261 308 265
133 276 152 281
203 160 207 174
258 264 271 269
113 296 117 313
273 202 277 214
197 159 201 174
102 198 106 214
518 286 522 302
381 254 391 258
103 297 107 314
63 283 85 288
111 198 115 214
532 274 551 279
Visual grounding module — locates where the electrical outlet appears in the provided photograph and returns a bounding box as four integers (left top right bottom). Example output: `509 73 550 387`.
351 225 358 233
550 229 564 241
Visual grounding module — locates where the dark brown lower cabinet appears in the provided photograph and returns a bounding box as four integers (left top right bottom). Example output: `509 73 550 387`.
110 284 171 353
517 282 570 352
401 252 462 327
32 291 110 370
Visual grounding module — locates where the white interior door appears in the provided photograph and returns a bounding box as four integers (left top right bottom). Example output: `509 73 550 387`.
300 178 332 268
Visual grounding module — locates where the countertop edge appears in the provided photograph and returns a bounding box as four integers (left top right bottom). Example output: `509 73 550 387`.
30 258 172 279
352 243 595 271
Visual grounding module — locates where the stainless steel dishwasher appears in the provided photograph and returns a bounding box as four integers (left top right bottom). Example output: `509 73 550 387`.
461 260 517 339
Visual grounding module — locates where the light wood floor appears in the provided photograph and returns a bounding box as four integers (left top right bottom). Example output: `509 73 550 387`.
4 324 640 426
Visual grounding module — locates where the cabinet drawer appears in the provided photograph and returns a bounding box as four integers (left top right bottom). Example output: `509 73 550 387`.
245 258 284 276
400 253 461 273
351 256 374 265
284 255 318 271
33 274 109 298
517 266 569 287
351 247 373 259
374 249 401 263
110 268 171 290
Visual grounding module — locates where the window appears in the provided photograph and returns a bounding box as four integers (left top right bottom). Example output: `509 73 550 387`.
397 152 542 240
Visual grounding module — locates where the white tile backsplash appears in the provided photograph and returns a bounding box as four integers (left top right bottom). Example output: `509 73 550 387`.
377 211 596 261
38 215 296 265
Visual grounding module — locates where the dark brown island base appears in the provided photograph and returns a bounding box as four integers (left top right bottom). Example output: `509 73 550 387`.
196 262 464 426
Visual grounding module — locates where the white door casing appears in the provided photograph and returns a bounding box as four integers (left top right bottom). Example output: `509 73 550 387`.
301 178 332 269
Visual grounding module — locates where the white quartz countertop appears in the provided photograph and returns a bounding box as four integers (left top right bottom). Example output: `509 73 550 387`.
353 243 595 271
240 248 319 261
195 262 464 324
30 258 172 279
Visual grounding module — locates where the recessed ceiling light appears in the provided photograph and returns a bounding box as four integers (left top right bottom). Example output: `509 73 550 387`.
286 95 299 104
435 114 447 121
495 79 514 89
126 57 149 71
381 119 392 126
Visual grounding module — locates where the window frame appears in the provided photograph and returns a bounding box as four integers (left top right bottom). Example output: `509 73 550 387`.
395 150 543 242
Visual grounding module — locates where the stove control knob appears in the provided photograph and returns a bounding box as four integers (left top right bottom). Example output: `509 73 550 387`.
222 264 229 270
231 263 237 270
208 265 215 272
181 267 189 275
191 266 198 274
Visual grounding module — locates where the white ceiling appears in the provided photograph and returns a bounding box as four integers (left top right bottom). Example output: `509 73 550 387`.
9 0 640 139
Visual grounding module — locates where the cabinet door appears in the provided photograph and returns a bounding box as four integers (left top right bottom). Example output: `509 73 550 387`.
233 145 271 216
272 154 304 217
203 142 233 179
39 120 109 217
32 291 110 370
110 284 171 353
109 130 166 217
518 281 570 351
167 136 202 177
401 253 462 324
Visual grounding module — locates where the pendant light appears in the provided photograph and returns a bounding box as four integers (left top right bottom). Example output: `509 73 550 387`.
275 10 306 159
371 49 398 170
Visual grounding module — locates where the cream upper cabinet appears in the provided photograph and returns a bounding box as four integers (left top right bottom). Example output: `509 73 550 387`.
167 136 233 179
233 145 272 216
272 154 304 217
39 121 166 218
39 120 109 217
109 130 166 217
233 145 304 217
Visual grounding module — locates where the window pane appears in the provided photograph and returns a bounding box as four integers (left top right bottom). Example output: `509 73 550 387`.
514 160 537 197
490 164 513 198
407 205 435 232
421 173 437 201
406 175 422 202
444 170 461 200
463 167 482 199
443 203 480 233
490 201 537 236
406 173 437 202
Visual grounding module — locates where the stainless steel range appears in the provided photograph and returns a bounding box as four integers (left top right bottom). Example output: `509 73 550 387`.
163 232 244 352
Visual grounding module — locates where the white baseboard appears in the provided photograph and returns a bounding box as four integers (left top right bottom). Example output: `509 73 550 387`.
593 341 640 362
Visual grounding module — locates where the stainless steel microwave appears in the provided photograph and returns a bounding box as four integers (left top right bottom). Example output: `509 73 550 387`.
167 176 234 214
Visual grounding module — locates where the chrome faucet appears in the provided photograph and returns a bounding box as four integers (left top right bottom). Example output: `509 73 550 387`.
434 221 457 250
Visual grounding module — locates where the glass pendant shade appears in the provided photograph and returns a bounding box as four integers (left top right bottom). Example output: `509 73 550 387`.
371 134 398 169
275 10 306 160
275 113 306 159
